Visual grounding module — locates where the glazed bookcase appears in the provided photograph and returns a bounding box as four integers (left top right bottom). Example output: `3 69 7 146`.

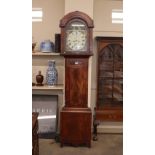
95 37 123 122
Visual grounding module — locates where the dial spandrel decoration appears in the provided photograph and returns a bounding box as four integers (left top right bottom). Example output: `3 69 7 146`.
65 21 87 51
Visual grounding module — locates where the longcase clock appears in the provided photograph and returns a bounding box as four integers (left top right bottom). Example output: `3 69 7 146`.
59 11 94 147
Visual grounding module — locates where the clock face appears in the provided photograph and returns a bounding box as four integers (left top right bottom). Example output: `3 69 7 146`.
65 21 87 52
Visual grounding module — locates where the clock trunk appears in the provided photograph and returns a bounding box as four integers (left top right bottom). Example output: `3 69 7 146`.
65 58 88 108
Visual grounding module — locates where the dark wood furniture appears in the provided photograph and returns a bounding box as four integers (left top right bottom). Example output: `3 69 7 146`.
32 112 39 155
93 37 123 140
95 37 123 122
59 11 94 147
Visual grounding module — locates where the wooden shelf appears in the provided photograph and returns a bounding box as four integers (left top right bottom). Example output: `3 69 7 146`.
32 84 64 90
32 51 60 56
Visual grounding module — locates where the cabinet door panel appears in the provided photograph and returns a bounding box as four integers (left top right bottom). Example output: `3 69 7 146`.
65 58 88 107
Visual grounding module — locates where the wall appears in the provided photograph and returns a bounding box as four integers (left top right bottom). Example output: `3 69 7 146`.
92 0 123 133
32 0 122 49
32 0 123 131
32 0 65 84
91 0 123 112
65 0 93 18
94 0 123 36
32 0 65 50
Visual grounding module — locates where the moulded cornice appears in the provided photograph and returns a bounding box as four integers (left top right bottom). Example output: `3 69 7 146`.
59 11 94 28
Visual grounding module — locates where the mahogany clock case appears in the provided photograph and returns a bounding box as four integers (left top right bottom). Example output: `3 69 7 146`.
59 11 94 147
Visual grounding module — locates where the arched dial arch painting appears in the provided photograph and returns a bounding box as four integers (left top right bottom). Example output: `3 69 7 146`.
95 37 123 121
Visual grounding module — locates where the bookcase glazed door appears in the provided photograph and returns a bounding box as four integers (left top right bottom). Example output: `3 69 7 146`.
96 37 123 121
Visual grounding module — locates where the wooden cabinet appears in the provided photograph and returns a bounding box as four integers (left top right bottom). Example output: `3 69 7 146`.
95 37 123 122
32 112 39 155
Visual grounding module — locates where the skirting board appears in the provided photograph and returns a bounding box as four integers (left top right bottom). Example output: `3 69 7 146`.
97 122 123 133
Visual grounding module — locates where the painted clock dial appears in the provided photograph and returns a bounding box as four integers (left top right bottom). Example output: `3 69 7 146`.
65 21 87 51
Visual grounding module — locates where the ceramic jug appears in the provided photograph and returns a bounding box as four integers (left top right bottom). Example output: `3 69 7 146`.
40 40 54 52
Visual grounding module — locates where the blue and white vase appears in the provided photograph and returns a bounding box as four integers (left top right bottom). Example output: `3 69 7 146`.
40 40 54 53
46 60 58 86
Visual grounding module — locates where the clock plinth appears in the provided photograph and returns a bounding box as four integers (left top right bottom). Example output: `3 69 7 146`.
60 107 92 147
59 11 94 147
